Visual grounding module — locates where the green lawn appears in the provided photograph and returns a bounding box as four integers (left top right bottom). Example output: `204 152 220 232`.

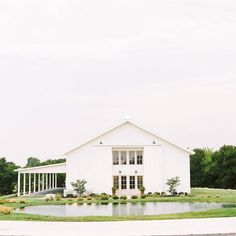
1 188 236 222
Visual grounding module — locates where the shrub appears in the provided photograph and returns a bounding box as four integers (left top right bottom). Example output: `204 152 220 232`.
100 195 109 201
77 197 84 201
0 199 6 205
184 192 188 196
112 195 119 200
161 192 166 196
173 191 178 196
147 192 152 196
140 194 146 199
112 186 117 196
120 196 127 200
89 193 96 197
216 195 220 198
8 199 16 203
131 195 138 199
153 192 160 197
0 206 12 214
139 186 145 195
86 196 92 201
19 199 26 204
55 193 62 201
66 194 74 198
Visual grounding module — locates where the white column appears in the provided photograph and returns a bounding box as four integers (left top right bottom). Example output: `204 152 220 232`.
46 173 48 190
38 173 41 192
52 173 54 189
34 173 36 192
55 173 57 188
29 173 31 194
49 173 51 189
17 172 21 197
42 173 45 191
23 173 26 195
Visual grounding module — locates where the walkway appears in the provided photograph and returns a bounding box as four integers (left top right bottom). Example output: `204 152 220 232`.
1 217 236 236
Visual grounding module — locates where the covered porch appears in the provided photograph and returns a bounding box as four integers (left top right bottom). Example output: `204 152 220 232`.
15 163 67 197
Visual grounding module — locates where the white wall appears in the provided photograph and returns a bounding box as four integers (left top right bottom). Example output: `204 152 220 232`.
65 122 191 195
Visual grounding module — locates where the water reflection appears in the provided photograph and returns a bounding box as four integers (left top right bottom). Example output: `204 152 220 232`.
15 202 223 217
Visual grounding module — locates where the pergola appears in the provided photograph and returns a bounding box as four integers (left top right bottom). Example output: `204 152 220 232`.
15 163 67 197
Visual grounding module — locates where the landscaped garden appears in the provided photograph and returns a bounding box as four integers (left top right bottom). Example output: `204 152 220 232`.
1 188 236 222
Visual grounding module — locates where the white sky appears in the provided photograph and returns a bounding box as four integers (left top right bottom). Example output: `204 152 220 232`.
0 0 236 165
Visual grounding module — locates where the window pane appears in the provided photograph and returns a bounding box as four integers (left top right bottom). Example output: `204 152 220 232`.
121 151 127 165
129 151 135 165
113 176 119 189
130 176 135 189
113 151 119 165
121 176 127 189
137 151 143 165
137 176 143 189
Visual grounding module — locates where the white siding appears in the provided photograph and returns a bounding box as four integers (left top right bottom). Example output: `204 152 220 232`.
65 122 191 195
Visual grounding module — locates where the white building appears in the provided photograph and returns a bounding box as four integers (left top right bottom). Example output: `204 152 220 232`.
16 118 193 196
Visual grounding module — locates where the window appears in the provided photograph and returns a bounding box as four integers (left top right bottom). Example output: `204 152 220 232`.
113 176 119 189
137 176 143 189
121 176 127 189
137 151 143 165
120 151 127 165
129 151 135 165
113 151 119 165
129 176 135 189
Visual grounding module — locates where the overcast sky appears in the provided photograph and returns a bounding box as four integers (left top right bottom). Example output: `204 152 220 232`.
0 0 236 165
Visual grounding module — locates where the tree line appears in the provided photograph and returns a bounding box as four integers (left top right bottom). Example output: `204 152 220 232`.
190 145 236 189
0 145 236 195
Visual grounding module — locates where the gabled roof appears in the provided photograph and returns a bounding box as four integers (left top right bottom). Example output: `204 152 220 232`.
64 119 193 155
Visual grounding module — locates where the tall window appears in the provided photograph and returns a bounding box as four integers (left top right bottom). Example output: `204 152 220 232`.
137 176 143 189
129 176 135 189
113 176 119 189
137 151 143 165
121 176 127 189
113 151 119 165
121 151 127 165
129 151 135 165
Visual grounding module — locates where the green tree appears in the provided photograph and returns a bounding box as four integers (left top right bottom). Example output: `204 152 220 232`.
166 176 180 195
190 148 213 187
0 158 19 195
211 145 236 189
71 179 87 196
25 157 41 167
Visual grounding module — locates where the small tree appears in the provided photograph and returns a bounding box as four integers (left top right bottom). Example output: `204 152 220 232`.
166 177 180 195
71 179 87 196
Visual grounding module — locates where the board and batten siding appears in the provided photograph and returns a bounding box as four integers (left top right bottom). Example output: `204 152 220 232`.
65 122 191 195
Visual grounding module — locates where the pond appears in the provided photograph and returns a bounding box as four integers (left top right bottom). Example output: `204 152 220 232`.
15 202 225 217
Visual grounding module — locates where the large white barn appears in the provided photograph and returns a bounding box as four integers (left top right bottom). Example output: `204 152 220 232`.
16 118 193 196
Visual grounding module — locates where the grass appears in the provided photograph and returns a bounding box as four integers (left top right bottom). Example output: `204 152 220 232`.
1 208 236 222
1 187 236 222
